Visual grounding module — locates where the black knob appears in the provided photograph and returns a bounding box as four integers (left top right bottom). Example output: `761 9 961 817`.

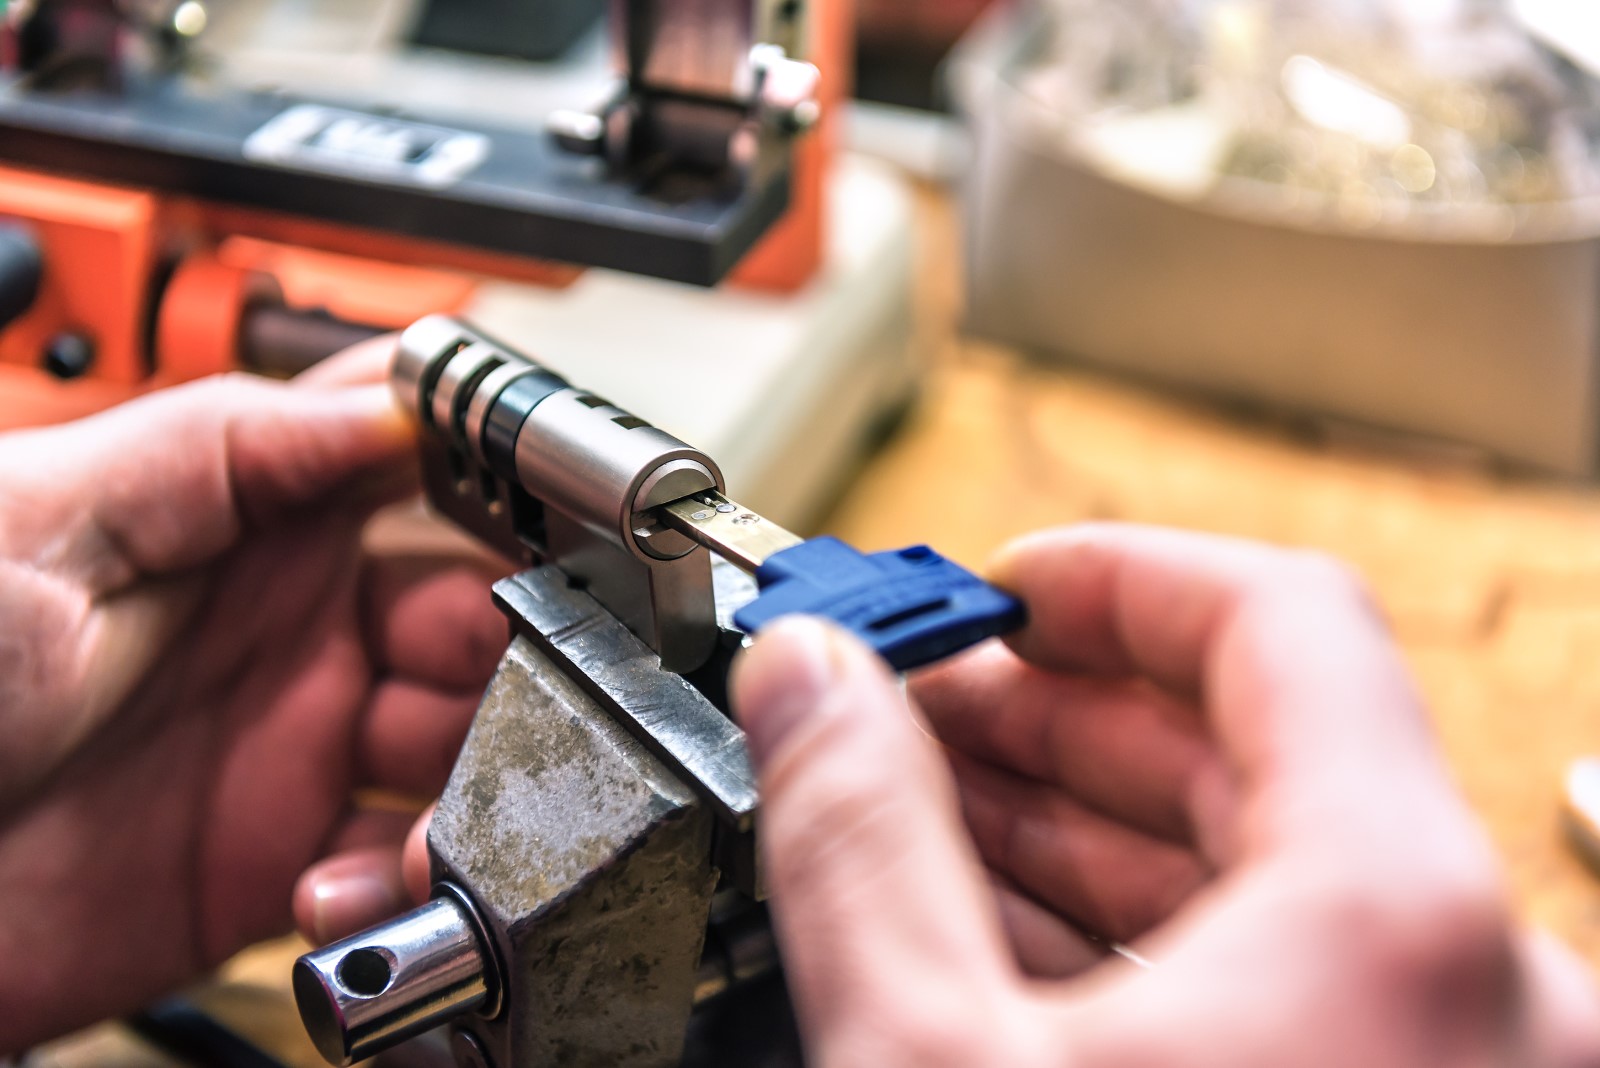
43 332 96 380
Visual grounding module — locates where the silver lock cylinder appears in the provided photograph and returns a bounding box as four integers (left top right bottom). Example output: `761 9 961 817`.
392 314 472 419
394 316 570 468
463 362 541 466
513 388 722 563
393 317 722 560
430 342 509 454
389 314 722 669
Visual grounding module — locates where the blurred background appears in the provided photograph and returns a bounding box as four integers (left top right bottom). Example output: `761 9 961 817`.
7 0 1600 1064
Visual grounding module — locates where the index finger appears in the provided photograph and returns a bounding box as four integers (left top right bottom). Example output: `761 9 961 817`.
988 525 1453 856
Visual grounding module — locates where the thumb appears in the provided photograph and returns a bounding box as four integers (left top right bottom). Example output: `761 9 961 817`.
732 618 1014 1057
0 372 415 593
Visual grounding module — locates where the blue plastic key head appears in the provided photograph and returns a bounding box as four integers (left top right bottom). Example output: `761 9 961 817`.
732 537 1027 672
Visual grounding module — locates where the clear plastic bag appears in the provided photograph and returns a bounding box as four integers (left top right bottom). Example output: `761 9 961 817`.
1016 0 1600 227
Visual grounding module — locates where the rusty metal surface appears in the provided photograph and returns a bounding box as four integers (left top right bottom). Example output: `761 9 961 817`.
493 568 759 836
430 635 719 1068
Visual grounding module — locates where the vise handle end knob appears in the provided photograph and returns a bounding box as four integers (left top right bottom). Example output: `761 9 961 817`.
293 893 494 1066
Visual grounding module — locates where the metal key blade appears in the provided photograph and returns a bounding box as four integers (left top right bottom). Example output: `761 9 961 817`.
657 492 803 572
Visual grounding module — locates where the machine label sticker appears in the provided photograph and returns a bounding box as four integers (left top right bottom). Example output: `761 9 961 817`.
243 105 491 188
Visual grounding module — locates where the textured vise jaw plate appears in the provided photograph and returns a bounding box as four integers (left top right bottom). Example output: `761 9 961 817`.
493 567 759 832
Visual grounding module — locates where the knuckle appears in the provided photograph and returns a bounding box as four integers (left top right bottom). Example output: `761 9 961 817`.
165 370 284 422
1236 549 1391 638
0 563 92 795
145 372 275 430
184 370 271 404
1410 875 1510 972
1329 856 1513 993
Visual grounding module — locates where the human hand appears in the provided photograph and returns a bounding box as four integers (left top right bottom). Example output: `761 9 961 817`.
0 345 508 1052
731 525 1600 1067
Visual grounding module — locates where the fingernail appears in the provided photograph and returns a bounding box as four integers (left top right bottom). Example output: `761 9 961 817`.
301 383 412 445
984 531 1056 590
310 865 403 944
733 616 845 769
337 385 414 443
984 535 1042 593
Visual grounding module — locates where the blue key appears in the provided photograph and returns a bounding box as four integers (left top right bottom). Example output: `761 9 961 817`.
658 492 1028 671
731 536 1027 672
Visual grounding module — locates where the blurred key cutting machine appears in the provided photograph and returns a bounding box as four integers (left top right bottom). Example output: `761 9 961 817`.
0 0 827 418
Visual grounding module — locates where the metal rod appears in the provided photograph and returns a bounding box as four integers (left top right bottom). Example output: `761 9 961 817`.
292 896 492 1067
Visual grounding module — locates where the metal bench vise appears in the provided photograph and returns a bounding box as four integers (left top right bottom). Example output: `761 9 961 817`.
291 315 800 1068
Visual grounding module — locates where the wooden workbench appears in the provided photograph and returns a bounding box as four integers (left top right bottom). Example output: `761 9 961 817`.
825 187 1600 964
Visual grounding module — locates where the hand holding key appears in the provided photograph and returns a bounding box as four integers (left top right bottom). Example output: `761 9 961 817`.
732 524 1600 1068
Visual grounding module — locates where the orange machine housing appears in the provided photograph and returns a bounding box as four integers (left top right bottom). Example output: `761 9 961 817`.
0 0 848 429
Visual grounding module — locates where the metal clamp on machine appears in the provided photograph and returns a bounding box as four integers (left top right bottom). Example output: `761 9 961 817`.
0 0 831 431
290 316 1024 1068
